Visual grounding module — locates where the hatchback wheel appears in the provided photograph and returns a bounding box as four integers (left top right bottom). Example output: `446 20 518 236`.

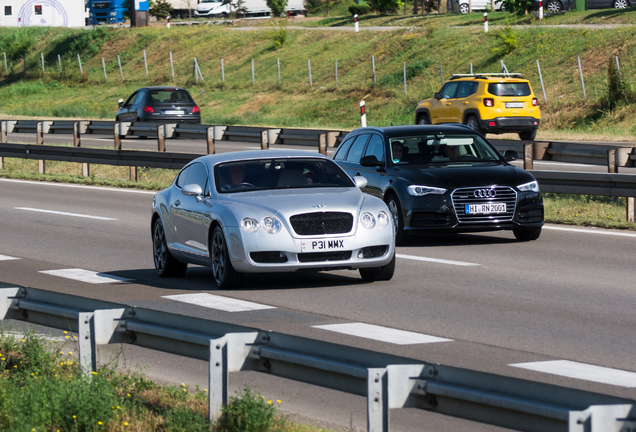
546 0 562 13
210 226 239 289
459 3 469 12
613 0 628 7
153 219 187 277
359 253 396 282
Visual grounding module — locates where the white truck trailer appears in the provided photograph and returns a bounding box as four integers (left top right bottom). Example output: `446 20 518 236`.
193 0 306 18
0 0 87 27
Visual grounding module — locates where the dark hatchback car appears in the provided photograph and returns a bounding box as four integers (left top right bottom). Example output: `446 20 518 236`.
333 125 544 244
116 86 201 124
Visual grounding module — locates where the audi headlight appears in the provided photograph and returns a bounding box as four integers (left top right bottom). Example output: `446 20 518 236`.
377 211 389 226
240 217 259 233
407 185 447 197
518 181 540 193
261 217 281 234
360 212 376 229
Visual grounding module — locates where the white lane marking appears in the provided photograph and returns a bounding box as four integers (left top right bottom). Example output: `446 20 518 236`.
510 360 636 388
15 207 117 221
39 269 133 284
543 225 636 238
313 323 452 345
0 178 155 194
397 253 480 266
0 254 20 261
163 293 276 312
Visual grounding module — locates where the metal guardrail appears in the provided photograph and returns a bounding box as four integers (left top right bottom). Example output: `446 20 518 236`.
1 283 635 432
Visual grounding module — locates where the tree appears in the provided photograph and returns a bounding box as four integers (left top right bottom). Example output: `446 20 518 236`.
505 0 533 15
267 0 288 16
149 0 172 19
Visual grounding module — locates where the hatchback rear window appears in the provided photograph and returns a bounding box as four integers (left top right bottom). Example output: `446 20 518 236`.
147 89 194 104
488 83 531 97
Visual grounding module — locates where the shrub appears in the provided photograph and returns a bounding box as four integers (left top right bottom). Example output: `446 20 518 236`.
505 0 533 15
267 0 288 17
491 22 517 57
349 3 372 14
216 386 284 432
606 56 632 110
149 0 173 18
379 59 432 87
368 0 403 13
268 22 287 49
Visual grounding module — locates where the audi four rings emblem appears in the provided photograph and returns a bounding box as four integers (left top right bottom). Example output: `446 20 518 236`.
474 189 496 198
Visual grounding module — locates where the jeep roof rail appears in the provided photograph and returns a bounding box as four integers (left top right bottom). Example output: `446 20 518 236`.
450 73 524 80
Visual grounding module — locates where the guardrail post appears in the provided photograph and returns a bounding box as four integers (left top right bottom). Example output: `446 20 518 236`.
524 143 533 171
206 126 215 154
78 312 97 376
209 336 228 422
82 162 90 177
73 121 80 147
608 149 617 173
36 122 45 174
157 125 166 152
261 130 268 150
367 368 389 432
1 120 6 143
114 123 122 150
319 133 327 156
627 198 635 223
130 166 138 182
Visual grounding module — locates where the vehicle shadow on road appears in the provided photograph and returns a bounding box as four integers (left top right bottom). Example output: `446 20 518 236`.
105 267 368 292
405 232 521 248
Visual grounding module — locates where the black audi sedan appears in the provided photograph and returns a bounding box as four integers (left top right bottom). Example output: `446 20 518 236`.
332 125 544 244
116 86 201 124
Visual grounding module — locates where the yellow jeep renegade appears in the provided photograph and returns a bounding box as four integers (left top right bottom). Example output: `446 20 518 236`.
414 73 541 141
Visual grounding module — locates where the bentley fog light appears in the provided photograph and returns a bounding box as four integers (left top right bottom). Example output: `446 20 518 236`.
518 181 539 192
241 217 259 233
261 217 281 234
407 185 447 197
377 211 389 226
360 212 376 229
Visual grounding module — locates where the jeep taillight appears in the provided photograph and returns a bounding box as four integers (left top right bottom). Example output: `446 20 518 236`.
532 98 538 106
192 106 200 114
142 106 154 113
483 98 494 107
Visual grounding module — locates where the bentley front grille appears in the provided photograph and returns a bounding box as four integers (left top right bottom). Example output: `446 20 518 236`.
289 212 353 235
451 186 517 223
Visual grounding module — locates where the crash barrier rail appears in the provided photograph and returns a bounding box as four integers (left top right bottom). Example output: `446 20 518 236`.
1 283 635 432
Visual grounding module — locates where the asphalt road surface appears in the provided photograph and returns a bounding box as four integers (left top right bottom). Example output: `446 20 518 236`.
1 150 636 430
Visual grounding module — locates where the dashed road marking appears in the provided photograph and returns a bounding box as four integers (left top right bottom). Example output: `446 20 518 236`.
39 269 133 284
15 207 117 221
544 225 636 238
0 254 20 261
510 360 636 387
397 254 480 266
163 293 276 312
0 178 155 194
313 323 453 345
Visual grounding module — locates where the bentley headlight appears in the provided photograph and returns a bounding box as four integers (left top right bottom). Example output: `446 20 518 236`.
261 217 281 234
518 180 540 193
240 217 259 233
360 212 376 229
407 185 447 197
377 211 389 226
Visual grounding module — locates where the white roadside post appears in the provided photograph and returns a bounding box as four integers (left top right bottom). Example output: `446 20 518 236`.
484 12 488 33
360 101 367 127
539 0 543 19
166 15 170 28
354 14 359 32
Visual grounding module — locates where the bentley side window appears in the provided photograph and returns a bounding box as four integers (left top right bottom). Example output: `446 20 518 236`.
175 165 191 189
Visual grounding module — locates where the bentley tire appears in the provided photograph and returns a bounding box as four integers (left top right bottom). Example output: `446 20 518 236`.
359 253 396 282
153 219 187 277
210 226 240 289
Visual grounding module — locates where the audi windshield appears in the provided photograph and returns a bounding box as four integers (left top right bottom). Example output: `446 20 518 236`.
389 134 502 166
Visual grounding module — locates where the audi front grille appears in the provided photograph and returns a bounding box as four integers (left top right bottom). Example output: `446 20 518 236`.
451 186 517 223
289 212 354 235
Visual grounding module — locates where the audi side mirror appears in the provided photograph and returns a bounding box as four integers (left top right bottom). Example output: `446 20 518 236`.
360 155 383 168
503 150 519 161
118 98 124 108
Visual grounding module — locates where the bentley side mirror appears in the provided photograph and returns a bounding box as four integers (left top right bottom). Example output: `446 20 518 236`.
503 150 519 161
353 176 368 189
182 184 203 197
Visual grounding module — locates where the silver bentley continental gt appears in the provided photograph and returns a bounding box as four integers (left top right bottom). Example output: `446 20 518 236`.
151 150 396 289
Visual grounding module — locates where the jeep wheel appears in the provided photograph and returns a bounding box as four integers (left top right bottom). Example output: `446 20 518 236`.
519 130 537 141
417 115 429 125
465 116 484 135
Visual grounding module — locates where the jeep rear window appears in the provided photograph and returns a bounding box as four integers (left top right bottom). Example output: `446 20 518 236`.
488 83 531 97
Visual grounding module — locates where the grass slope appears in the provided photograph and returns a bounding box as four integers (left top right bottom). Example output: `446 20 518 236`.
0 15 636 139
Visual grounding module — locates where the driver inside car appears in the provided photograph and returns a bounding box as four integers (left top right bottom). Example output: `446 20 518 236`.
221 164 248 190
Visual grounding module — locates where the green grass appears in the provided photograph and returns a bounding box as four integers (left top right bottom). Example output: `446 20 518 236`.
0 329 333 432
1 21 636 138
